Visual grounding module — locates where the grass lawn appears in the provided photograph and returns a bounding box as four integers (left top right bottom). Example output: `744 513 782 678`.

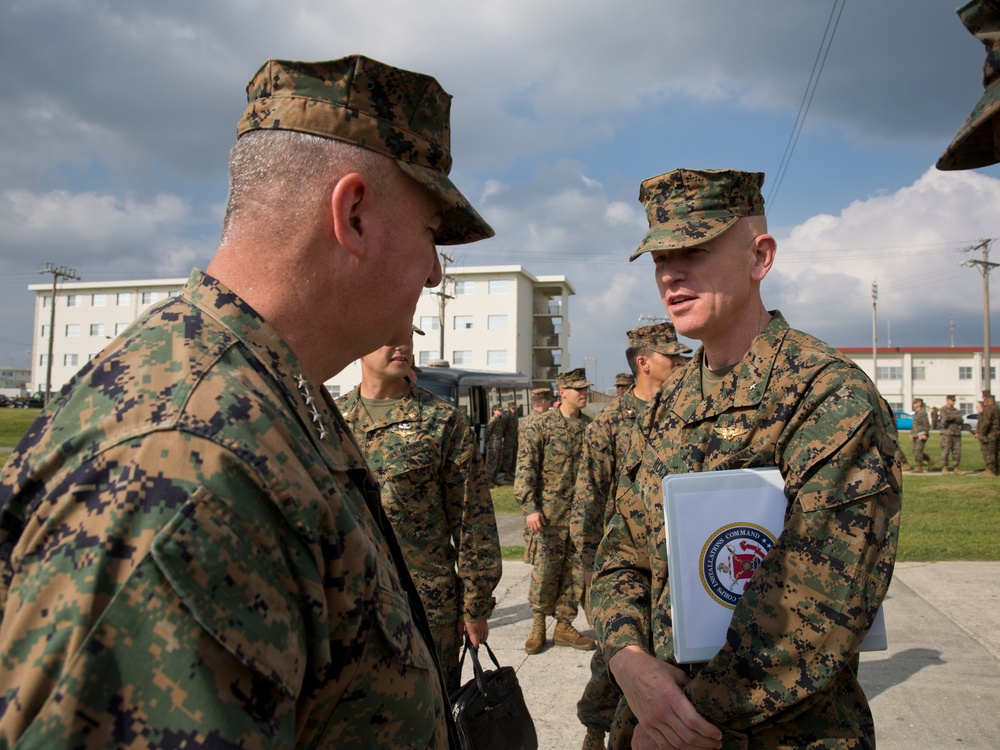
490 433 1000 562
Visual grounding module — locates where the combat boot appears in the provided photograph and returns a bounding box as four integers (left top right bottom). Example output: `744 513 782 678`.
554 621 596 650
912 465 923 473
525 613 546 654
582 727 606 750
941 466 950 475
926 457 935 471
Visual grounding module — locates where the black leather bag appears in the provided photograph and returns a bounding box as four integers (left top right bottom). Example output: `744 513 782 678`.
449 642 538 750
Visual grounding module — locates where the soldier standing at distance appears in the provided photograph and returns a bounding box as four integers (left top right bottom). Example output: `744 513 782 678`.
524 387 554 427
339 329 502 693
572 322 691 750
0 55 493 748
591 168 900 749
614 372 635 396
911 398 933 472
485 405 506 487
518 368 595 654
501 400 520 483
978 391 1000 476
939 394 964 475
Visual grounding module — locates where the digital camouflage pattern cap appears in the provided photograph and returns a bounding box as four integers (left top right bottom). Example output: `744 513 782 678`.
531 387 553 400
938 0 1000 170
630 168 765 261
237 55 494 245
556 368 593 389
614 372 635 387
626 321 693 356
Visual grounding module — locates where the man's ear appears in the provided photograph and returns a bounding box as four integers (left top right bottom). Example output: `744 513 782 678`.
331 173 373 260
750 233 777 283
635 354 650 375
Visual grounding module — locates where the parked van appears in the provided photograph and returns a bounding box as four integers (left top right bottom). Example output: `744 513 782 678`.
415 364 531 450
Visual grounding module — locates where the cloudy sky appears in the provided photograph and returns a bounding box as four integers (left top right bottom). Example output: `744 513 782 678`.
2 0 999 392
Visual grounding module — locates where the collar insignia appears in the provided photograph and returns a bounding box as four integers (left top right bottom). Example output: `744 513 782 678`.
715 425 748 441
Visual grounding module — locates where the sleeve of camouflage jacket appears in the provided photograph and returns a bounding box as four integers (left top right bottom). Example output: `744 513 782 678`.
514 419 545 516
571 417 616 571
440 411 502 622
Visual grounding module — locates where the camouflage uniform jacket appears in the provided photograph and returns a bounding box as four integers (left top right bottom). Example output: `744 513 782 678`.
911 407 930 438
0 269 451 750
338 382 501 626
515 408 591 527
591 313 901 746
501 409 519 454
938 404 963 437
571 390 646 571
979 402 1000 440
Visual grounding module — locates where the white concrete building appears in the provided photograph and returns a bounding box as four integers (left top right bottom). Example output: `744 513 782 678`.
327 265 574 397
839 346 999 415
28 265 575 398
28 278 186 395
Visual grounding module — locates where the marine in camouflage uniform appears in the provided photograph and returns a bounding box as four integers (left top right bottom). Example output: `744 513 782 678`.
338 352 501 694
591 169 901 749
571 323 691 749
614 372 635 396
0 54 494 748
978 391 1000 475
516 368 594 653
501 402 520 480
0 272 451 748
938 395 964 474
911 398 932 472
484 405 506 486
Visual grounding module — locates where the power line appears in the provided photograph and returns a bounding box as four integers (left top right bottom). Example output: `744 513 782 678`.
767 0 847 212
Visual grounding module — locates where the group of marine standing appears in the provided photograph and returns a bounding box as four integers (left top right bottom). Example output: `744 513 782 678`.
0 1 997 748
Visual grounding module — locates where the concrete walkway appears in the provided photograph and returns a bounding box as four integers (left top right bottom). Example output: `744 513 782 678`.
476 514 1000 748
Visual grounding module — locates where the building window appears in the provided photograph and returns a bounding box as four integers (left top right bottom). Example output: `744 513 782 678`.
419 316 440 332
488 315 508 330
65 324 80 337
90 323 106 337
115 323 128 335
141 291 158 304
63 354 78 366
92 293 107 307
489 279 509 294
487 350 507 365
959 366 973 380
453 350 473 365
39 354 48 366
325 385 340 399
418 351 437 365
40 324 50 338
117 292 132 306
454 315 474 330
66 294 81 307
42 295 51 308
876 366 902 380
453 280 474 296
911 366 925 380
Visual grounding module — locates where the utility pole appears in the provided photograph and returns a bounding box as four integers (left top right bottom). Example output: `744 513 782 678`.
871 281 878 390
963 239 998 392
583 356 597 393
433 251 454 362
949 317 956 348
39 262 80 405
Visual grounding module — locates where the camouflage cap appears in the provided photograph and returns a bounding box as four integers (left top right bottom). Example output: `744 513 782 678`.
412 324 425 336
531 387 553 400
629 168 765 261
626 321 693 356
938 1 1000 170
614 372 635 387
237 56 494 245
556 368 593 389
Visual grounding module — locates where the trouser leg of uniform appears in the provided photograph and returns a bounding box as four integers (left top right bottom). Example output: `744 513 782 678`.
577 646 620 732
981 438 999 474
552 528 583 624
529 526 570 616
430 620 463 696
912 437 926 468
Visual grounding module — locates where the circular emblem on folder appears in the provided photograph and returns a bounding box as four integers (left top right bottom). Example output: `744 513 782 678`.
699 523 776 609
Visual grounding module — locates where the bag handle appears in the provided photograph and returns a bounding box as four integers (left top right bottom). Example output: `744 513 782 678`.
458 641 503 695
